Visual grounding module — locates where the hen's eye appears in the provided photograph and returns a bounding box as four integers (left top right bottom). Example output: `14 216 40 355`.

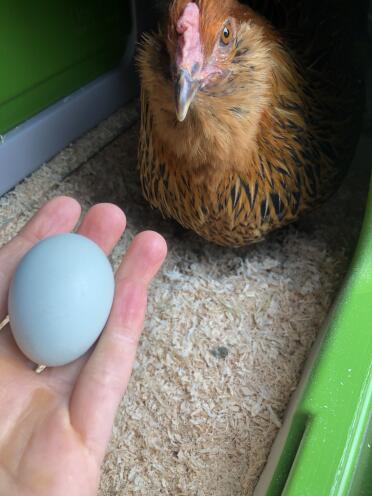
220 22 233 45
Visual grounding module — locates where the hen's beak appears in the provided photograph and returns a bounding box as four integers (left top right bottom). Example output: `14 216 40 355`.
175 69 200 122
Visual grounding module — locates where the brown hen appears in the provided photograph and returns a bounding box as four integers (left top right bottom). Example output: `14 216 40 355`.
137 0 364 246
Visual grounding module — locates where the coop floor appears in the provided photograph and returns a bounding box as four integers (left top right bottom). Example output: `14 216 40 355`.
0 100 370 495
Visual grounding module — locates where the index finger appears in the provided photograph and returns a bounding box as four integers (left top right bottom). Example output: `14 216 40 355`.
69 231 167 461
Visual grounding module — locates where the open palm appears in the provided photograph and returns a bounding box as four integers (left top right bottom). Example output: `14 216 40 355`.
0 197 167 496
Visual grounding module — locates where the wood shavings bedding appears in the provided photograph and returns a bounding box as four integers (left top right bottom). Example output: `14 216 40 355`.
0 101 369 495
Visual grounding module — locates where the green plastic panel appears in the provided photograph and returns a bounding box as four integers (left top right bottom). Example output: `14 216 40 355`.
0 0 131 134
264 175 372 495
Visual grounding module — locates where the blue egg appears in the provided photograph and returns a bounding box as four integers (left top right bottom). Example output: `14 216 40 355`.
8 233 115 366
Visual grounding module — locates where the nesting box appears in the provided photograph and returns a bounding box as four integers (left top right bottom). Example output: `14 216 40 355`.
0 2 371 494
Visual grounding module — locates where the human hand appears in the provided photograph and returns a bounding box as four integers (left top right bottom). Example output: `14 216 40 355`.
0 196 167 496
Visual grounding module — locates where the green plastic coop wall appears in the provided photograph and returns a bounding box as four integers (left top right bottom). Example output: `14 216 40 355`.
0 0 131 135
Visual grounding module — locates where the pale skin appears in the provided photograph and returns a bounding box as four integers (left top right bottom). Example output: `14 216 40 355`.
0 196 167 496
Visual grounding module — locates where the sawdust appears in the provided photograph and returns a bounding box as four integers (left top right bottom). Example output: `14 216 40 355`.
0 100 369 495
